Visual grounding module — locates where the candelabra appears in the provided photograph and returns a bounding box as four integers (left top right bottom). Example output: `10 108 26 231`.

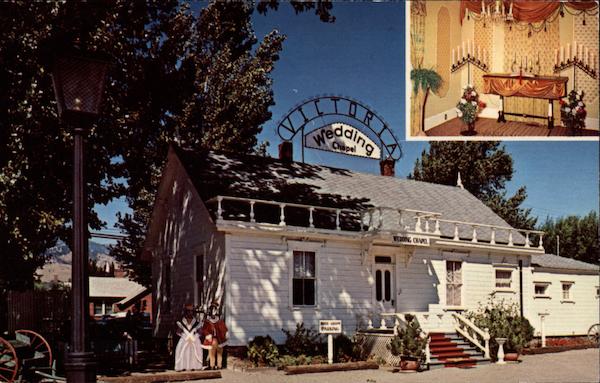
451 54 489 85
510 57 540 76
554 57 597 80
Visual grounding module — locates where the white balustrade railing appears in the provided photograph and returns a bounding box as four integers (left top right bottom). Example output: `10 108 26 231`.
452 312 490 359
206 196 544 250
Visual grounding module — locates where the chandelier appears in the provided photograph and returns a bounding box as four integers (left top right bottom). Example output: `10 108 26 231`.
468 0 514 27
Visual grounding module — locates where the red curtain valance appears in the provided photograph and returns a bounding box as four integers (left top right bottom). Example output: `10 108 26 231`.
460 0 598 24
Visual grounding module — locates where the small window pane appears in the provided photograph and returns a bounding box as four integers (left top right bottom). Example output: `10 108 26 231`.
305 253 315 277
293 251 304 277
562 283 572 300
535 284 547 295
304 280 315 306
293 279 304 305
384 271 391 301
375 270 382 302
496 270 512 289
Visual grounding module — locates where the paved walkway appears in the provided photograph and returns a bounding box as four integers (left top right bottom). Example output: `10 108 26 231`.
187 348 599 383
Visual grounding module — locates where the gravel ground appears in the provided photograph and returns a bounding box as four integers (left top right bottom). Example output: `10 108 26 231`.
185 348 599 383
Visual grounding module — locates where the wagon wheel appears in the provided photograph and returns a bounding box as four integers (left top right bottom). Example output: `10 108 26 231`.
0 337 18 383
588 323 600 344
15 330 53 368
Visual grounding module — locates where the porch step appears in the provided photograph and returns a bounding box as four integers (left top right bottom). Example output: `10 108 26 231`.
428 331 490 369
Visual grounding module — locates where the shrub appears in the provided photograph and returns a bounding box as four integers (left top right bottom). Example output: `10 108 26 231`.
282 323 323 356
333 333 370 362
465 298 534 359
247 335 279 367
388 314 427 362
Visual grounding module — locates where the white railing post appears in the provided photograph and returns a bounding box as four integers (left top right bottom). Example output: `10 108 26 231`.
279 203 286 226
378 207 383 228
424 218 430 233
415 215 422 232
379 317 387 330
425 338 431 364
453 223 459 240
367 318 373 329
508 229 514 246
336 209 341 231
471 225 478 243
483 328 490 359
525 231 530 248
434 219 441 235
249 200 255 222
490 228 496 245
538 233 544 249
394 317 400 336
309 207 315 228
217 196 223 220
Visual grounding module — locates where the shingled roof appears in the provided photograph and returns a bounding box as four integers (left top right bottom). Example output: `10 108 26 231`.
173 146 526 243
532 254 599 272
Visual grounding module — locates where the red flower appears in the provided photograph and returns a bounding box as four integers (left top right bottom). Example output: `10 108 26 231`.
478 101 486 108
559 99 566 106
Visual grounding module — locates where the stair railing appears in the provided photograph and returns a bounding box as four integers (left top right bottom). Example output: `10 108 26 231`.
452 312 490 359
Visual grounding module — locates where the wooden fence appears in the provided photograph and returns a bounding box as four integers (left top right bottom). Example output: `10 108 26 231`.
5 290 70 334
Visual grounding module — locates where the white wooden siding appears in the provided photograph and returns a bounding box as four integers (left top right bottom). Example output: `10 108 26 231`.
227 235 372 345
527 269 599 336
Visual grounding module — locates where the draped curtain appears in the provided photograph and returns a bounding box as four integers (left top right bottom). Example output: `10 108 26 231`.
460 0 598 24
410 0 427 136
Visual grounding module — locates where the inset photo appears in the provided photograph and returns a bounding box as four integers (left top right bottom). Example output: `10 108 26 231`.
406 0 599 139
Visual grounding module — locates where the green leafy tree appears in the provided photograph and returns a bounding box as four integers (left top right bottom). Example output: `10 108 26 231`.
539 211 599 265
1 1 333 292
410 142 537 230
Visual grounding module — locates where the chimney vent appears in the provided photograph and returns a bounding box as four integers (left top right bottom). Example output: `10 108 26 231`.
279 141 293 162
380 158 395 177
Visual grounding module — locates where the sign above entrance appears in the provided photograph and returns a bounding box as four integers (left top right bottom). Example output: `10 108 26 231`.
393 234 430 247
304 123 381 159
319 320 342 334
276 95 402 161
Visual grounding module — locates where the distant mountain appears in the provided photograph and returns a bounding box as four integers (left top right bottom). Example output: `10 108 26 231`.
38 240 119 283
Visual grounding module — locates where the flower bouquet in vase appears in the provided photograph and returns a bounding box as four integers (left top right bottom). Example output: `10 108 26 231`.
560 90 587 135
456 85 486 136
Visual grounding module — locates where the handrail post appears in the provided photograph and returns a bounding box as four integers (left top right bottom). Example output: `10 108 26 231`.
525 231 530 248
508 229 514 246
471 225 478 243
424 218 430 233
538 233 544 249
309 207 315 228
415 215 422 232
490 228 496 245
279 204 286 226
483 328 490 359
425 337 431 364
217 196 223 220
336 209 341 231
453 223 459 241
434 219 441 235
249 200 255 223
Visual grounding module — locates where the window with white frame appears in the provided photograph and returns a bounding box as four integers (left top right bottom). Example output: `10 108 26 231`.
495 269 513 289
292 251 316 306
562 282 573 300
596 286 599 298
534 282 550 297
446 261 462 306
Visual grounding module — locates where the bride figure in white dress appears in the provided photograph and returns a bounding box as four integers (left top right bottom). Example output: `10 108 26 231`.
174 304 204 371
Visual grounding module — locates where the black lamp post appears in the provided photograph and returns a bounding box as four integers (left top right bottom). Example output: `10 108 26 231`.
51 51 109 383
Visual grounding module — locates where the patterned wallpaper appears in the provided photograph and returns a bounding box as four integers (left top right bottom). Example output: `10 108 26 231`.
473 20 493 92
436 6 451 98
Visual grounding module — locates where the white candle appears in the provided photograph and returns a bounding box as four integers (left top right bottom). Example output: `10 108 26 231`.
560 46 564 63
478 45 481 60
555 49 558 66
509 1 513 15
481 0 485 15
573 40 577 57
567 44 571 60
495 0 500 14
462 41 466 58
585 47 589 65
452 48 455 65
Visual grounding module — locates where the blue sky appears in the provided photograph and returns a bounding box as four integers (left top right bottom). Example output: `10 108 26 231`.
94 2 598 243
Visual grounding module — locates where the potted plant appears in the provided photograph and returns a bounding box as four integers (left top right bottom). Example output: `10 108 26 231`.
504 316 534 361
455 85 486 136
388 314 427 371
559 89 587 134
411 66 442 136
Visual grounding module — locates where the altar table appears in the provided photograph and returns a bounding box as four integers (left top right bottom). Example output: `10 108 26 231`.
483 73 568 129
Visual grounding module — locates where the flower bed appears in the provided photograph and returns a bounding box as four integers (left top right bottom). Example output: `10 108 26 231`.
522 336 596 355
